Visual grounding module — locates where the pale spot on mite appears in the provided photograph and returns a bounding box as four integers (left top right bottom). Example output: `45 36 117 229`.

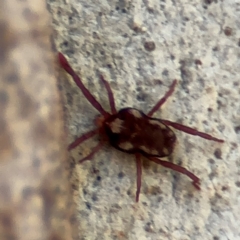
130 132 138 139
163 148 169 155
139 145 150 153
129 109 142 118
149 120 167 129
150 149 158 155
109 118 124 133
167 131 174 137
119 142 134 150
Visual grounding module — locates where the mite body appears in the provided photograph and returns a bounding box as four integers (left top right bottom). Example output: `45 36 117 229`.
105 108 176 157
58 52 224 202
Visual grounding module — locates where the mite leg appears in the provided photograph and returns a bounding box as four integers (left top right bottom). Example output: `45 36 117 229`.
68 129 98 150
135 154 142 202
149 157 200 190
99 75 117 114
147 80 177 117
78 141 105 164
58 53 109 117
160 120 224 143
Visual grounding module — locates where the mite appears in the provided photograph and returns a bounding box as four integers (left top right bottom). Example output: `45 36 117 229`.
58 52 224 202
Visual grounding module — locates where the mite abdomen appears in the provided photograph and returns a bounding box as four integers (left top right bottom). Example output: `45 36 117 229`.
105 108 176 157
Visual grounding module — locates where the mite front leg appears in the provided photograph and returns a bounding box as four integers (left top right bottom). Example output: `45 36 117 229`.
148 80 177 117
58 53 110 117
99 75 117 114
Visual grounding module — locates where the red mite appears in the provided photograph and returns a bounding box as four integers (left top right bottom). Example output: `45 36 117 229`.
58 52 224 202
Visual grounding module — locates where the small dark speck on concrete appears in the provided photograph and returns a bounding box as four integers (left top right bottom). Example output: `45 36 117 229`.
234 125 240 134
233 81 239 86
230 142 237 149
208 158 215 164
144 41 156 52
187 192 194 198
204 0 214 4
92 193 98 201
209 172 215 180
118 172 125 179
217 99 224 110
194 226 200 231
221 185 229 191
136 87 142 92
146 185 162 196
235 181 240 188
147 8 154 14
203 4 207 9
153 79 163 85
212 46 219 51
91 168 99 174
213 236 220 240
86 202 91 210
92 31 99 39
136 92 147 102
96 176 101 181
214 148 222 159
162 69 169 76
224 27 233 36
62 41 68 47
145 222 155 233
195 59 202 65
160 4 165 10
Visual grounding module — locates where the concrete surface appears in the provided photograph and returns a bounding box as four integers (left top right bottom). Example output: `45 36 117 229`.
48 0 240 239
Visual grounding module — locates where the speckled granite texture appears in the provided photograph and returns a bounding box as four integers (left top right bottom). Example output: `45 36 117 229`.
48 1 240 239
